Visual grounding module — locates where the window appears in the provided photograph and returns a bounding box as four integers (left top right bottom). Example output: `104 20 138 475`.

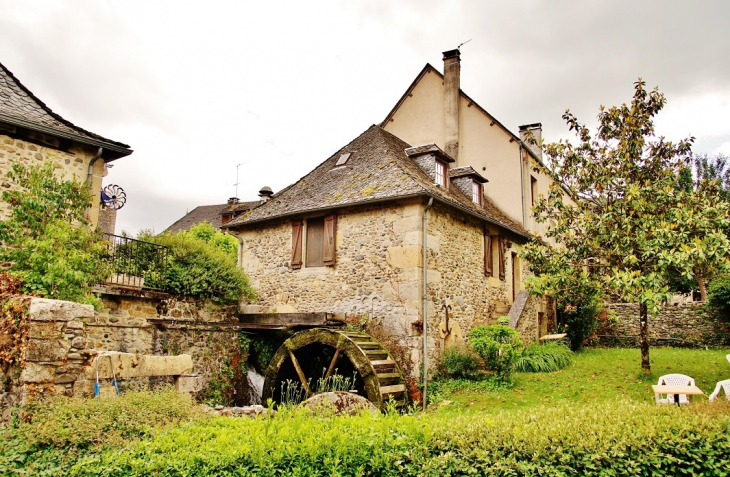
472 180 482 205
531 176 537 206
434 160 446 187
221 213 233 225
291 214 337 269
335 153 351 167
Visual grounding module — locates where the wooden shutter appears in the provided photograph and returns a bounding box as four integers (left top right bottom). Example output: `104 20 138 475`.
498 237 506 281
323 214 337 266
291 219 303 269
484 231 493 277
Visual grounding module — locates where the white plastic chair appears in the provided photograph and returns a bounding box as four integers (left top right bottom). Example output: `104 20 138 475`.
655 374 695 405
709 379 730 403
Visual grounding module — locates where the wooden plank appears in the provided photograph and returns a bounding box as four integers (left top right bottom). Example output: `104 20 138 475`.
324 347 341 381
238 312 332 326
147 319 287 330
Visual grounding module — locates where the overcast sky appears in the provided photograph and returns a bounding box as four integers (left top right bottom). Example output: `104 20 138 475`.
2 0 729 235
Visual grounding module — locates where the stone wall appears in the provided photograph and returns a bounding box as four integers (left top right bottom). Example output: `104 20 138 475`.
0 132 107 227
596 302 730 347
1 295 247 414
234 198 542 377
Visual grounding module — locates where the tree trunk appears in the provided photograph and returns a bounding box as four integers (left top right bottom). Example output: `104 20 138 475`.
639 302 651 373
697 276 707 302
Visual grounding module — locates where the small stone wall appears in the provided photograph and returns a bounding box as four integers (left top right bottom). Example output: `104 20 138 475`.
596 302 730 347
1 295 250 415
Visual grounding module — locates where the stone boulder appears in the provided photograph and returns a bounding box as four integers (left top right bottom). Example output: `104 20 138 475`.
299 391 378 416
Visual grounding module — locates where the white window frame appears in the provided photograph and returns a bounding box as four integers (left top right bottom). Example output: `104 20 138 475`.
434 160 446 187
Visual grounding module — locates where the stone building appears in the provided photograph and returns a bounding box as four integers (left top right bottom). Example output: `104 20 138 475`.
163 197 262 234
224 125 546 377
0 61 132 228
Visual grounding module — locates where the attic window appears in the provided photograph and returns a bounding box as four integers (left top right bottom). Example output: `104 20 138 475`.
335 153 352 167
434 160 447 187
472 181 482 205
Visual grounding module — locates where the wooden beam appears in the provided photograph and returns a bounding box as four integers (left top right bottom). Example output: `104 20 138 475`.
287 348 313 397
324 347 342 381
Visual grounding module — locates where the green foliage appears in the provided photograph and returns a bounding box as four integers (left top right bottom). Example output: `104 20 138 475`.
142 226 255 304
66 401 730 476
515 341 573 373
560 287 603 350
0 162 110 307
469 325 522 381
279 369 359 406
496 315 510 325
437 344 482 379
708 275 730 321
0 389 201 475
522 80 730 371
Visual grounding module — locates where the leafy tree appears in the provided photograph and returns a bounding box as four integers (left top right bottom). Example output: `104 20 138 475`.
523 80 730 373
0 162 110 307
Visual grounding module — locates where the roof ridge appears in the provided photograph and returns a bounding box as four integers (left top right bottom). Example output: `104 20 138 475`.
0 61 130 149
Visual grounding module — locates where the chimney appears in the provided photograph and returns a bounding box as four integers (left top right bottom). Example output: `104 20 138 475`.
443 49 461 163
519 123 543 161
258 186 274 202
227 197 239 205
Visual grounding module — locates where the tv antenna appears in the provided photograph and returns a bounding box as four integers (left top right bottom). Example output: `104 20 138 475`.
234 163 247 198
457 39 472 50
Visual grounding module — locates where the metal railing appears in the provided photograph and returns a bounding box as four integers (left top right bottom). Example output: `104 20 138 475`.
101 233 169 291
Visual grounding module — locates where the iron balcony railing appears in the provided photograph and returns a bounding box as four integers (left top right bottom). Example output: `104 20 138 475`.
101 233 169 291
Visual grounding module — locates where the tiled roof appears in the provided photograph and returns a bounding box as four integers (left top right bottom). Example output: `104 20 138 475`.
163 201 261 234
224 125 530 239
450 166 488 183
0 62 132 158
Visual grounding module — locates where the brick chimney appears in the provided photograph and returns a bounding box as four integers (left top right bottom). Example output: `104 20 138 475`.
519 123 543 161
443 49 461 163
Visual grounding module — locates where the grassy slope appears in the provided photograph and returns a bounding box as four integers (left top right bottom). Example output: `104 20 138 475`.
433 347 730 413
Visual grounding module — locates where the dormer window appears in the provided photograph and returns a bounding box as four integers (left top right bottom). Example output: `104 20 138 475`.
472 181 482 205
434 160 447 187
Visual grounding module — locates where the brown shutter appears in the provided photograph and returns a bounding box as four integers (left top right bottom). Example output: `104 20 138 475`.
484 231 493 277
323 214 337 266
498 237 506 281
291 219 303 269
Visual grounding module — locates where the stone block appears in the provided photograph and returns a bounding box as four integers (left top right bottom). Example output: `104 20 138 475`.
29 298 94 322
20 362 54 383
175 374 203 393
386 245 422 268
29 322 64 339
392 216 421 234
26 338 71 362
84 352 193 379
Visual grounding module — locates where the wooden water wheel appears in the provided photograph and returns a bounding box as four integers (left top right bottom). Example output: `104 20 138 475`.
262 328 408 409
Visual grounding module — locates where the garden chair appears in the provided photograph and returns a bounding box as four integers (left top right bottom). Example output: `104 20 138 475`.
709 379 730 403
655 374 695 405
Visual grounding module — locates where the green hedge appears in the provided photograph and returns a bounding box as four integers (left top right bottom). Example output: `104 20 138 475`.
68 401 730 476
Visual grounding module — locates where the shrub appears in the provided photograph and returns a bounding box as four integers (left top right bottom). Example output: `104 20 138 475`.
469 325 522 381
708 275 730 321
141 224 255 304
515 341 573 373
437 344 482 379
66 401 730 476
560 288 603 351
0 162 110 308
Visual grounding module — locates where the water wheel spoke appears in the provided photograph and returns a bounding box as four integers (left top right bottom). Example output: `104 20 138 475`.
324 347 342 381
287 348 313 397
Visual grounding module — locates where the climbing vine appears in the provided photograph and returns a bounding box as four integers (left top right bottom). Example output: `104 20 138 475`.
0 272 31 373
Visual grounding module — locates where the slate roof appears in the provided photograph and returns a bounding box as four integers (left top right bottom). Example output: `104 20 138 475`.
0 62 132 159
163 200 260 234
224 125 530 240
450 166 488 183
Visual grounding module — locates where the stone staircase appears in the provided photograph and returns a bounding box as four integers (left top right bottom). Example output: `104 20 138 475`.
508 290 530 329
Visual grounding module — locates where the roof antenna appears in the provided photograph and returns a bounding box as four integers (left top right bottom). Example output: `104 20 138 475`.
457 39 472 50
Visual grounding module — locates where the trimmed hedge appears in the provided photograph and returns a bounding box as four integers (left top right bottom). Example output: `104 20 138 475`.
71 401 730 476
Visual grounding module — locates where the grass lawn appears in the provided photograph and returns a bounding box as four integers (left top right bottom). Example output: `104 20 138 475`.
430 347 730 413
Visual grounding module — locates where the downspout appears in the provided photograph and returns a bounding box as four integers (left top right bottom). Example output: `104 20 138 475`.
519 144 527 228
422 196 434 411
85 147 104 223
